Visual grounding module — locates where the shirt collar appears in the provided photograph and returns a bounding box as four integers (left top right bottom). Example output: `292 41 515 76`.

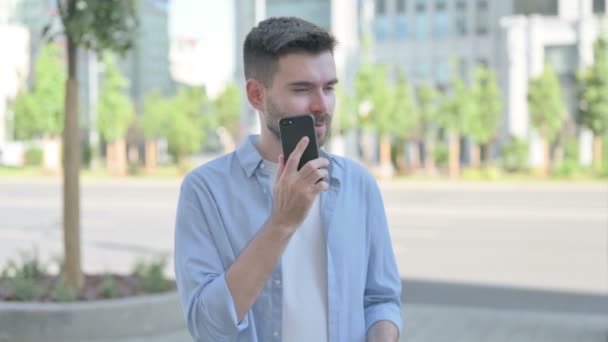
236 134 343 183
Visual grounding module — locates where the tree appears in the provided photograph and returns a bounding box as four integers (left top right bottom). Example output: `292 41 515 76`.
97 54 135 176
141 90 169 171
213 83 241 153
354 61 397 174
53 0 137 290
13 44 65 140
528 64 566 176
577 32 608 172
165 86 213 166
439 76 476 179
391 69 419 171
468 66 503 168
416 83 440 174
334 85 358 135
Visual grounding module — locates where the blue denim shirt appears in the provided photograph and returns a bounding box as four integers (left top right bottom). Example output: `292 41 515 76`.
174 135 402 341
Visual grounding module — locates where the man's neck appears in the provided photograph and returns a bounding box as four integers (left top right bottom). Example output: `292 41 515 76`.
254 133 282 163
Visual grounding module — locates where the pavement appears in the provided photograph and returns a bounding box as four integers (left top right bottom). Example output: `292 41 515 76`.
1 177 607 341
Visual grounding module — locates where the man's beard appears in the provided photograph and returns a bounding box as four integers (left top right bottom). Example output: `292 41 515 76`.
265 98 332 147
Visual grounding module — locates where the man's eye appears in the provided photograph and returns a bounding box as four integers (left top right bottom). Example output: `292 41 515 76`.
294 88 308 92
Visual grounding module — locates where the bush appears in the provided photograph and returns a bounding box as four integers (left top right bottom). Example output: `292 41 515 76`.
8 276 42 301
502 136 529 172
52 278 77 302
24 147 43 167
1 249 45 279
554 138 580 178
433 143 449 168
97 274 119 298
132 257 169 293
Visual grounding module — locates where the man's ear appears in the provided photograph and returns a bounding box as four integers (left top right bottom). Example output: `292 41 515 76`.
246 79 266 113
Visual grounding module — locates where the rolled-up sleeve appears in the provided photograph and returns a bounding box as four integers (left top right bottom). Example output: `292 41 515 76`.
174 173 249 341
364 178 403 336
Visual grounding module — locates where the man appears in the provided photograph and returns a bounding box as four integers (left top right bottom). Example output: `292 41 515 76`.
174 17 402 342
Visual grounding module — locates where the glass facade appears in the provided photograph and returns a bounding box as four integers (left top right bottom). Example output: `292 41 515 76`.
415 0 429 39
455 0 467 36
475 0 488 35
266 0 331 30
434 0 449 38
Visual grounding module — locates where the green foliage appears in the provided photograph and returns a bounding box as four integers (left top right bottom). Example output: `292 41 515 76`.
334 85 358 134
528 64 566 142
213 83 241 139
165 86 214 163
354 60 388 132
468 66 502 144
577 31 608 137
554 138 581 178
141 90 169 140
97 274 118 298
416 83 440 135
433 143 449 167
52 278 77 302
391 69 418 140
1 249 45 301
502 136 529 172
97 54 135 142
12 44 65 139
132 257 169 293
440 76 475 134
56 0 138 55
24 147 43 167
8 277 42 301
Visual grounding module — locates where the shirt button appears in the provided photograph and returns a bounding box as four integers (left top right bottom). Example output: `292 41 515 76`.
274 279 281 286
273 331 279 337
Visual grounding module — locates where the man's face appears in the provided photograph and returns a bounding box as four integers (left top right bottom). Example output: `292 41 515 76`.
261 51 337 147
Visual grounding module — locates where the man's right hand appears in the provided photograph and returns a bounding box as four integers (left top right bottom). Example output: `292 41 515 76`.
269 136 329 234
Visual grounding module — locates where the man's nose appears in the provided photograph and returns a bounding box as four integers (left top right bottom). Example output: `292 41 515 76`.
309 89 329 115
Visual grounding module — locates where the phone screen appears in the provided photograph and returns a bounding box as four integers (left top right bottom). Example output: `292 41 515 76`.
279 114 320 170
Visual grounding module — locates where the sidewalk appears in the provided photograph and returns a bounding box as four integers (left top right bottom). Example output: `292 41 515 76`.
102 302 608 342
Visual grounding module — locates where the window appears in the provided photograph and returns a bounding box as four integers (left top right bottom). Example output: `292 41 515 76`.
434 0 449 38
376 0 386 15
395 14 408 39
415 0 429 39
513 0 558 15
593 0 606 14
475 0 488 35
545 45 578 75
397 0 407 13
375 15 389 41
455 0 467 36
414 60 431 79
435 59 450 85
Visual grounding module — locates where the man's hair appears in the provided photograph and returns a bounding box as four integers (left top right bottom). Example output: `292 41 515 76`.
243 17 337 85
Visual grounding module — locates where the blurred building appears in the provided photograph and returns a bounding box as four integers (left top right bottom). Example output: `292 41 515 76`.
120 0 175 112
366 0 607 166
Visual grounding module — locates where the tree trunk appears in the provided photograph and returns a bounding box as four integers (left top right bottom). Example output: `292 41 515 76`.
542 136 551 177
379 134 394 177
106 139 127 176
63 37 83 290
409 140 420 170
449 133 460 179
395 140 407 173
424 136 436 174
470 143 481 169
145 139 158 171
594 135 603 172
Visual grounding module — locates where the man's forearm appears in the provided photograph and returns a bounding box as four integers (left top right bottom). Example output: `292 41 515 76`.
225 218 293 322
367 320 399 342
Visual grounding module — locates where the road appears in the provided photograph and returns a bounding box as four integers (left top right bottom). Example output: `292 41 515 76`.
1 177 607 341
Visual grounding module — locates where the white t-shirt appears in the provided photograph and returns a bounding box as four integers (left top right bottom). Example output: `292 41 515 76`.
261 160 329 341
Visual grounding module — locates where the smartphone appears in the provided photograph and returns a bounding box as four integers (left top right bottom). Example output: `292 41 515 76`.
279 114 320 170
